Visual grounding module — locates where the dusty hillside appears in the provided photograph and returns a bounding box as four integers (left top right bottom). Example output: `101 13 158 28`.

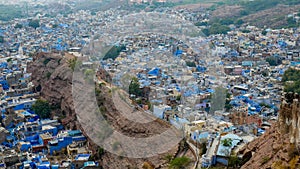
173 3 214 10
28 52 180 168
211 5 243 19
242 4 300 28
240 93 300 169
209 3 300 28
27 52 76 128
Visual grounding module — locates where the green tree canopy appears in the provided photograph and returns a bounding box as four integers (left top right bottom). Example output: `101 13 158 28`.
129 77 142 97
0 36 4 43
14 23 23 29
228 155 241 168
195 21 208 26
235 19 244 26
28 20 40 29
185 61 196 67
203 23 231 35
221 138 233 147
282 68 300 83
31 99 51 119
169 156 190 169
67 57 82 71
262 30 268 35
266 56 281 66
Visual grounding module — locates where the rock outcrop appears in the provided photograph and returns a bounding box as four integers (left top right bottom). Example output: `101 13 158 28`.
240 92 300 169
28 52 179 168
279 93 300 145
27 52 77 129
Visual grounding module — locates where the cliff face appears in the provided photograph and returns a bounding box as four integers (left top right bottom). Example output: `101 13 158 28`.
27 52 78 129
28 52 178 168
240 93 300 169
278 93 300 145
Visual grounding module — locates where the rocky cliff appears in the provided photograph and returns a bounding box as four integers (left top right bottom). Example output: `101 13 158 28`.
27 52 77 128
28 52 179 168
240 92 300 169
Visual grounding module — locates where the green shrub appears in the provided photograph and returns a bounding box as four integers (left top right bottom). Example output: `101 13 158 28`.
169 156 190 169
261 156 270 164
31 99 51 119
46 72 52 79
43 58 51 65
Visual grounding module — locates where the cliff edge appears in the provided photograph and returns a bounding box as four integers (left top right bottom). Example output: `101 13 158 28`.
240 93 300 169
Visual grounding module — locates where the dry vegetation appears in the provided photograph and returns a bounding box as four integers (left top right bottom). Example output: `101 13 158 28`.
242 4 300 28
211 5 243 19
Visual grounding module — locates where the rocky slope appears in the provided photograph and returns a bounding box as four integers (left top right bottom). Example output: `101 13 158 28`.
242 4 300 29
240 93 300 169
28 52 179 168
27 52 76 128
209 3 300 29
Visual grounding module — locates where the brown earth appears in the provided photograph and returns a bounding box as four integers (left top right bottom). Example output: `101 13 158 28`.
242 4 300 28
27 52 76 128
240 93 300 169
173 3 214 11
210 4 300 28
28 52 180 168
211 5 243 19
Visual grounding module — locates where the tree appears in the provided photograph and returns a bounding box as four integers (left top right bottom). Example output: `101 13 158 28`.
239 10 249 16
195 21 208 26
221 138 233 147
169 156 190 169
266 56 280 66
228 155 241 168
67 57 82 71
164 154 173 163
220 18 234 25
282 68 300 82
235 19 244 26
31 99 51 119
52 24 58 28
259 102 271 108
262 30 267 36
28 20 40 29
208 23 230 35
241 29 251 33
287 17 296 25
282 68 300 94
202 28 209 36
285 80 300 94
97 147 104 158
185 61 196 67
225 92 232 111
14 23 23 29
0 36 4 43
129 77 142 97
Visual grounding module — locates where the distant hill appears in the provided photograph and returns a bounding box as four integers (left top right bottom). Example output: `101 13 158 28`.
0 5 23 21
208 0 300 29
